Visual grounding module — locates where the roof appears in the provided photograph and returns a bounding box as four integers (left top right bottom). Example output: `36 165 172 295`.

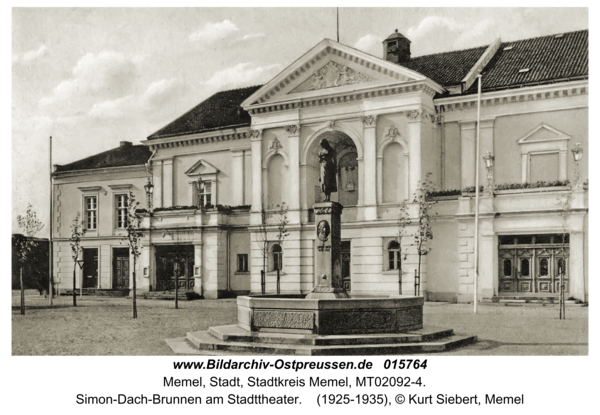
401 45 489 87
54 143 152 173
147 85 262 140
464 29 588 94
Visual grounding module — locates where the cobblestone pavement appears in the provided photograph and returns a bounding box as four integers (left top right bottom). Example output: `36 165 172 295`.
12 293 588 356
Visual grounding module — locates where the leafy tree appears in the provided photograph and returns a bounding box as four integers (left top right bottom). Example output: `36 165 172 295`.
412 173 437 296
15 204 45 315
274 203 290 295
396 201 411 295
122 192 144 318
69 214 86 306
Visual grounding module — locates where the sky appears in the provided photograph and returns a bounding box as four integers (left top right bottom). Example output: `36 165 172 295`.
11 7 589 237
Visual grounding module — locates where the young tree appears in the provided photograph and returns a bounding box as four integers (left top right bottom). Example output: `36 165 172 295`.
412 173 438 296
556 192 573 319
15 204 44 315
122 192 144 318
253 206 270 294
69 214 86 307
396 201 411 295
274 203 290 295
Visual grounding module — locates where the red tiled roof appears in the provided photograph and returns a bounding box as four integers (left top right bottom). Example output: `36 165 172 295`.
147 85 262 140
54 143 152 172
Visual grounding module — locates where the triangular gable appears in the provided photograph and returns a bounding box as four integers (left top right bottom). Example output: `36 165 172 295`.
241 38 438 108
518 123 571 144
184 159 219 177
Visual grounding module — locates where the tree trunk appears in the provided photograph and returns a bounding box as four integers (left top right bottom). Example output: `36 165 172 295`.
417 254 422 297
132 255 137 319
175 266 179 310
277 267 280 295
72 261 77 307
20 267 25 315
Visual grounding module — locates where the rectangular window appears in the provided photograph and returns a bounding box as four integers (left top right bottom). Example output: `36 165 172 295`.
85 196 97 230
201 182 212 207
237 254 248 272
116 194 128 229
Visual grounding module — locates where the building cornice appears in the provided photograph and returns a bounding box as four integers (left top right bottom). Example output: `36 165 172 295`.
141 126 252 151
52 164 146 179
434 79 588 113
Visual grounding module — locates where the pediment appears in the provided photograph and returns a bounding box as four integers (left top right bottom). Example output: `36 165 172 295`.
184 159 219 177
241 39 433 108
518 123 570 144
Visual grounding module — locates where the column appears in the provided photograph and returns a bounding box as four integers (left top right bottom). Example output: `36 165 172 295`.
231 149 246 206
250 129 263 225
362 115 377 220
569 229 585 302
285 124 301 224
460 121 476 189
406 109 424 196
162 158 173 208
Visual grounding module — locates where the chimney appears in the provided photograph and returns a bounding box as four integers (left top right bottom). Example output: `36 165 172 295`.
382 29 411 63
120 141 132 147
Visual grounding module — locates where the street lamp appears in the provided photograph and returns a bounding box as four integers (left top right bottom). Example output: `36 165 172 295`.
483 151 495 196
571 142 583 188
144 179 154 211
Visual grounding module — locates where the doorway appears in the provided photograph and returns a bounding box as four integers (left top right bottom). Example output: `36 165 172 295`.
113 247 130 289
82 248 98 289
155 245 195 292
498 234 569 296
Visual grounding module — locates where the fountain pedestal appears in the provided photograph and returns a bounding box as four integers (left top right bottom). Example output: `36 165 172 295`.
306 202 349 299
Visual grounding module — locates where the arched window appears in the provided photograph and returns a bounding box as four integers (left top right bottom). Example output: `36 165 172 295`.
388 240 401 270
272 244 283 271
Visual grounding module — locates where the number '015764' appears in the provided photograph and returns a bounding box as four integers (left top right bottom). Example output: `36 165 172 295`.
384 359 427 369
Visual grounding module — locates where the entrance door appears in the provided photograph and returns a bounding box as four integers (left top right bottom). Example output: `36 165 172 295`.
113 248 130 289
341 241 351 291
498 234 569 296
155 245 195 292
83 248 98 288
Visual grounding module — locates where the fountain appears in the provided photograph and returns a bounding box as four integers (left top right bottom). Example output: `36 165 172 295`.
184 140 476 355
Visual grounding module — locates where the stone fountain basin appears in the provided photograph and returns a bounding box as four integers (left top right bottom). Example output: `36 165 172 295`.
237 295 423 335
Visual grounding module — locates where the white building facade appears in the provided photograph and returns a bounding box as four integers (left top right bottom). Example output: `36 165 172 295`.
52 29 588 303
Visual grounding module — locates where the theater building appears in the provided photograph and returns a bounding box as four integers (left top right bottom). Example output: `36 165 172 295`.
52 29 588 303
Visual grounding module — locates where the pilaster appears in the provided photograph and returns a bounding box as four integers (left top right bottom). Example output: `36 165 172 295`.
460 121 476 189
162 158 173 208
406 109 425 196
285 124 301 224
250 129 263 225
194 238 203 297
361 115 377 220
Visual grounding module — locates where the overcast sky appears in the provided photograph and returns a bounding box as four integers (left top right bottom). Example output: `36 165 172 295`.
11 7 589 236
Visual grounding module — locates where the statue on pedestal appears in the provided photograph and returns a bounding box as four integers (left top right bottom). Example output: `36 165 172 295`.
318 139 337 202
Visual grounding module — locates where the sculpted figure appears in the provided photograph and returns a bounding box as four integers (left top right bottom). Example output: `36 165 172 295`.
318 139 337 202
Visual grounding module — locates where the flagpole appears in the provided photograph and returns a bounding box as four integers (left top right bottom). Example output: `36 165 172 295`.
336 8 339 42
49 136 54 305
474 75 482 314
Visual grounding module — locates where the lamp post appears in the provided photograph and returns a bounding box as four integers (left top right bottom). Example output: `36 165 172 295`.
483 151 495 196
571 142 583 188
144 179 154 212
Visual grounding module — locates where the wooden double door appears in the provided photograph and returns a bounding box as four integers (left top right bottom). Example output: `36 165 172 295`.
498 234 569 295
155 245 195 292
